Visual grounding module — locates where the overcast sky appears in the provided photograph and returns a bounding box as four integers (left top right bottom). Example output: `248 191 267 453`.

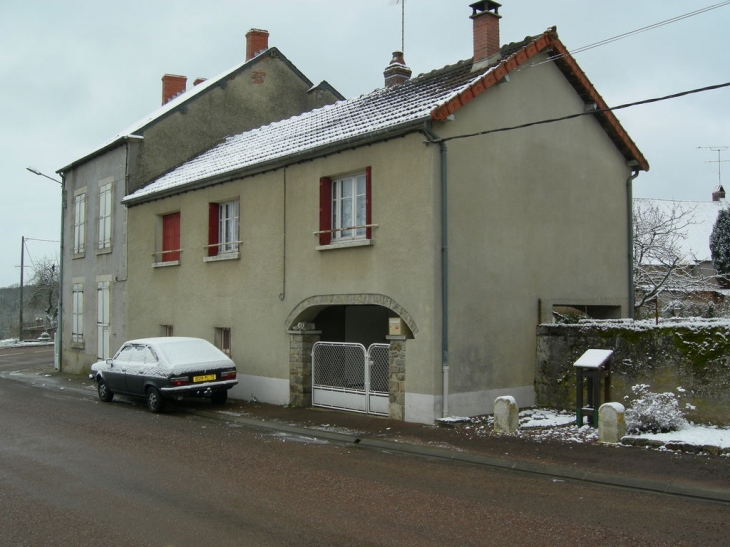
1 0 729 288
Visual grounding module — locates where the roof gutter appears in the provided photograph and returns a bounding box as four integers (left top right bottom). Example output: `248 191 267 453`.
422 122 450 418
123 118 429 207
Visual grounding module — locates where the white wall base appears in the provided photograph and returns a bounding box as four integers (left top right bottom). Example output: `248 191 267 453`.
405 385 536 424
229 374 289 405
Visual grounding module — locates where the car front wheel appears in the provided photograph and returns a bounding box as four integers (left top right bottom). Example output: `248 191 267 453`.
146 387 166 413
97 379 114 402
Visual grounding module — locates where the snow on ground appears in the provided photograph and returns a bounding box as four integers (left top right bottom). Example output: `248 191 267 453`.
0 338 54 348
451 408 730 453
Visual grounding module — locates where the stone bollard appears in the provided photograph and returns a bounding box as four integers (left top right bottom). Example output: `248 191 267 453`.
493 396 519 434
598 402 627 444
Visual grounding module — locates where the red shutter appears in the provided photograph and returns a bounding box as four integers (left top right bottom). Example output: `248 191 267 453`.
319 177 332 246
365 166 372 239
162 212 180 261
208 203 219 257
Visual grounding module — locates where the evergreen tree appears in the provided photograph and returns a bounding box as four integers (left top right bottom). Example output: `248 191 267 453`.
709 207 730 281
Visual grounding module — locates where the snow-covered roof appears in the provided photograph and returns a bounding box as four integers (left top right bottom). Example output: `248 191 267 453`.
124 28 648 206
59 48 338 174
635 197 726 263
124 56 488 203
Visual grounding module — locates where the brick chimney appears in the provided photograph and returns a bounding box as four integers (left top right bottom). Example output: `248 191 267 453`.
470 0 502 65
246 29 269 61
193 78 207 86
713 185 726 201
383 51 412 87
161 74 187 105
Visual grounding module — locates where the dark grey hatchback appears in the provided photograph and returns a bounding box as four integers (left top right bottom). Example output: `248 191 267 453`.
89 337 238 412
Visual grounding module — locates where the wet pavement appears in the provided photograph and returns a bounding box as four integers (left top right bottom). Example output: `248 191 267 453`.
4 364 729 504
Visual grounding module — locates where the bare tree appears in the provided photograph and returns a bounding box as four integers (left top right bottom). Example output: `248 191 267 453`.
633 200 716 311
27 256 59 329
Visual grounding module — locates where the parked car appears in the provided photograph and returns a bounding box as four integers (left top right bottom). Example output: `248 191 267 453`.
89 337 238 412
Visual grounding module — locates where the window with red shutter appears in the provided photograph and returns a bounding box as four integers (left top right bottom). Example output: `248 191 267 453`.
162 212 181 262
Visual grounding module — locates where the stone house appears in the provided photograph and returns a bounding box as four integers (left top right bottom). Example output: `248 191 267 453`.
57 30 342 373
122 1 649 423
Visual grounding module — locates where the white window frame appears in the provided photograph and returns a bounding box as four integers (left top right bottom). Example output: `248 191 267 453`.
332 173 367 241
72 283 84 344
97 280 111 360
73 193 86 255
98 182 112 250
218 200 239 255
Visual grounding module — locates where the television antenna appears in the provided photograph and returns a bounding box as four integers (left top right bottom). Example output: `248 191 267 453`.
699 146 730 187
389 0 406 54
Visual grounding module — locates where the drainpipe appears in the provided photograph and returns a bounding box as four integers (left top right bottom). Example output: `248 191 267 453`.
423 123 450 418
626 162 640 319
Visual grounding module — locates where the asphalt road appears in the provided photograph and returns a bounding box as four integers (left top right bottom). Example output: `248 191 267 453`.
1 347 728 546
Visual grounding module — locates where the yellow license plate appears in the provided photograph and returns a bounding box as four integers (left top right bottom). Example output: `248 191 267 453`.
193 374 216 383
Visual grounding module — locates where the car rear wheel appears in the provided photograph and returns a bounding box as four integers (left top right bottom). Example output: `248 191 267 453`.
146 387 165 413
97 379 114 402
211 390 228 405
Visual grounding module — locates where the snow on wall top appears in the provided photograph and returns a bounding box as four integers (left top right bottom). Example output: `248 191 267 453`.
635 197 726 263
124 56 505 204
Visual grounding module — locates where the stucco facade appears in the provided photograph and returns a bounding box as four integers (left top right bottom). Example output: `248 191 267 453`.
124 44 643 423
58 34 342 374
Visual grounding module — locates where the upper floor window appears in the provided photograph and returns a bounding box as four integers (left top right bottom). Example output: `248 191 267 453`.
161 212 181 262
207 200 239 258
73 193 86 255
98 182 112 250
318 167 372 246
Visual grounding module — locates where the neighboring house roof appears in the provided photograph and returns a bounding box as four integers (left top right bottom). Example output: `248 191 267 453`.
634 197 726 263
58 48 344 174
124 28 649 206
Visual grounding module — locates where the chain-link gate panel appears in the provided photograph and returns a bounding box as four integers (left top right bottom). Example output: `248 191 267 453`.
312 342 390 415
313 342 366 389
368 344 390 394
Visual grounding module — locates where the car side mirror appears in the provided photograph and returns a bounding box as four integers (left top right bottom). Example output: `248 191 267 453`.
106 359 113 366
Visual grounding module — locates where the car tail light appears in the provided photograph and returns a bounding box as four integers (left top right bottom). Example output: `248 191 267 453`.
170 376 190 386
220 370 237 380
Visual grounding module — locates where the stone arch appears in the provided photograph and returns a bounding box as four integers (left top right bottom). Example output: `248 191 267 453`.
285 293 418 336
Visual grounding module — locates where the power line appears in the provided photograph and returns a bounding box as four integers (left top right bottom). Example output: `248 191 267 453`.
520 1 730 73
569 1 730 56
438 81 730 143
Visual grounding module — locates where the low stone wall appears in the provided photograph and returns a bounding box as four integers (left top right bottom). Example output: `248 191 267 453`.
535 320 730 426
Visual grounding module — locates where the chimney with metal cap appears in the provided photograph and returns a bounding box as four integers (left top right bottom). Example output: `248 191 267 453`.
470 1 502 65
246 29 269 61
161 74 187 105
383 51 412 87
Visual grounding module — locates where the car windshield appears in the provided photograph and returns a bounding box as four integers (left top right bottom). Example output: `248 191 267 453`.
156 339 228 366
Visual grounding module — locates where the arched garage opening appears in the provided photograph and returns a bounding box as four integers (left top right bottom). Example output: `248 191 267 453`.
286 294 416 420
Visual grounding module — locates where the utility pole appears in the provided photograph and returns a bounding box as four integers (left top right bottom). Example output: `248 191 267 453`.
699 146 729 187
19 236 24 342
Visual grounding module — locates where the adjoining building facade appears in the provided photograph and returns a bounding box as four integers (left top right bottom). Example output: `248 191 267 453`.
57 30 342 373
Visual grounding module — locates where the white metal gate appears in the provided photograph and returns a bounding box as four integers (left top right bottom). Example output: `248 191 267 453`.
312 342 390 416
